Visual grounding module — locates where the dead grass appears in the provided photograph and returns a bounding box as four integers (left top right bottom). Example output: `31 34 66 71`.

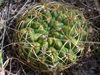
0 0 100 75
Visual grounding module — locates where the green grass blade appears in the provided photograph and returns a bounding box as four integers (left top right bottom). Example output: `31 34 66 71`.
0 0 1 5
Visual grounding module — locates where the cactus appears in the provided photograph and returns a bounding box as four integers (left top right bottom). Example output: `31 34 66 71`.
14 1 88 73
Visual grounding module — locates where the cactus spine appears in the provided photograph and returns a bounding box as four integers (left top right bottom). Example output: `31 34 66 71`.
14 1 88 73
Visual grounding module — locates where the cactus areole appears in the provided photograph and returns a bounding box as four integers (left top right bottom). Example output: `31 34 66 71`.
14 2 88 72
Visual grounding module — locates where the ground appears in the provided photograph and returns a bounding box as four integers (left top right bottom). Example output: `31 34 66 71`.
0 0 100 75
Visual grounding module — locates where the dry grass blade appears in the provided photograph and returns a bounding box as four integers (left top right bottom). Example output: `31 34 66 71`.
1 0 100 75
94 0 100 14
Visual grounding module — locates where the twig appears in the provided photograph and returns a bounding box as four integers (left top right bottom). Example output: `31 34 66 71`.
9 0 31 27
94 0 100 14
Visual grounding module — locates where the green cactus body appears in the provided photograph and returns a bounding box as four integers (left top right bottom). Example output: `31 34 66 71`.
59 47 69 58
14 2 88 72
46 47 58 65
31 21 40 29
54 39 63 50
20 27 35 39
38 28 49 35
28 33 40 42
33 42 41 54
48 38 54 46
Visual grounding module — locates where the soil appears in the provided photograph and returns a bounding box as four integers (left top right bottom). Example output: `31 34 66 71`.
0 0 100 75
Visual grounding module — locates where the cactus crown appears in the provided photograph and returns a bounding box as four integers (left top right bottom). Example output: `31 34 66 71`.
14 2 88 72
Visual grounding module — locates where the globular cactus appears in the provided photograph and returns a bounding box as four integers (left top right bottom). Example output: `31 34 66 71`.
14 1 88 73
